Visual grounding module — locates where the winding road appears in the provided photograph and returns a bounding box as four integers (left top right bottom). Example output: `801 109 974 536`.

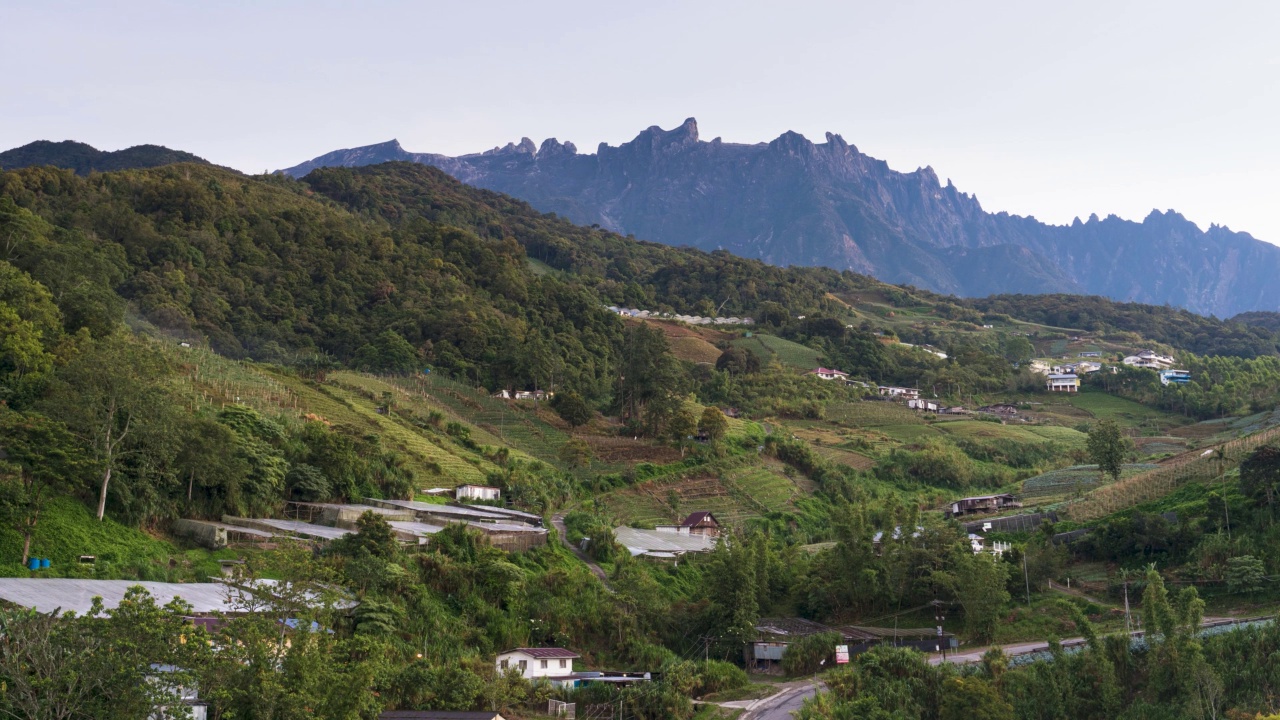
735 679 824 720
550 512 614 592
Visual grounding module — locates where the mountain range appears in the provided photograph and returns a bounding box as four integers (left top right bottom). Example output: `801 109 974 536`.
281 119 1280 317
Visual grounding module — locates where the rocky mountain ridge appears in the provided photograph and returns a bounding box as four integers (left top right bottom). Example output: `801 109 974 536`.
280 119 1280 316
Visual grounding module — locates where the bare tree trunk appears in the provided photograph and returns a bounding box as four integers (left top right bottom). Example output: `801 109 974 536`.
21 531 32 567
96 465 111 521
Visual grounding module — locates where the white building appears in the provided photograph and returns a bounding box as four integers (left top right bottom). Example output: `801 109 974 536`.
878 386 921 400
1123 350 1175 370
907 399 939 412
1046 374 1080 392
808 367 849 381
497 648 579 681
456 485 501 502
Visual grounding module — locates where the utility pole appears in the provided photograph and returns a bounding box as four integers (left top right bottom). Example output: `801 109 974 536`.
1123 582 1132 635
1022 549 1032 605
934 601 947 662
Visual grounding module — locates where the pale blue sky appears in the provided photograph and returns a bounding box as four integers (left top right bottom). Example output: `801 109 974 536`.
4 1 1279 243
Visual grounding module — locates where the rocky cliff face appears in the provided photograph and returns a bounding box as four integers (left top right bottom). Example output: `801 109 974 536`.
280 119 1280 316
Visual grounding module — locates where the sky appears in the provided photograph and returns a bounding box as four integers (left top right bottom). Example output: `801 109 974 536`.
4 0 1279 243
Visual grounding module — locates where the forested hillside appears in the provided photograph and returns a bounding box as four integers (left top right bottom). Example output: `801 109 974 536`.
967 293 1280 358
0 140 210 175
6 159 1280 719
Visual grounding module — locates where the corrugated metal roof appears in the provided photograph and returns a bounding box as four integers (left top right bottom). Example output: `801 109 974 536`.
367 499 511 521
0 579 252 615
500 647 580 659
230 518 353 540
613 527 716 555
387 520 447 537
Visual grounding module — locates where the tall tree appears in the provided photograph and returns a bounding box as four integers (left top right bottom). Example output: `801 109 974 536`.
43 334 170 521
1086 419 1131 483
0 410 85 564
1240 443 1280 517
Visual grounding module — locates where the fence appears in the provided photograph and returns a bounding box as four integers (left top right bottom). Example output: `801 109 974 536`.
548 699 576 718
1067 425 1280 522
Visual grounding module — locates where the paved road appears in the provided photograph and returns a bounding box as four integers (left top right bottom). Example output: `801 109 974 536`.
931 614 1266 666
737 679 823 720
550 513 614 592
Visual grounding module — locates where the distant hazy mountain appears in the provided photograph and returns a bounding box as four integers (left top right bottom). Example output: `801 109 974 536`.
0 140 209 175
281 119 1280 316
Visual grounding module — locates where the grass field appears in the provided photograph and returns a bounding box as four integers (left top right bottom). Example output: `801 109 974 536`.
732 334 824 370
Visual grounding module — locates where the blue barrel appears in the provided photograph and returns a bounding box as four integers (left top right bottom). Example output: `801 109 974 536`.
27 558 39 571
39 558 50 569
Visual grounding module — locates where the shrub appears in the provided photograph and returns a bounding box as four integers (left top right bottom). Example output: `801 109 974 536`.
782 630 841 676
695 660 749 696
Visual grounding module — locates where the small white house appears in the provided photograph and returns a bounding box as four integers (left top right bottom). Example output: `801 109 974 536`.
456 485 501 502
907 398 939 412
496 648 579 680
1123 351 1175 370
808 367 849 381
878 386 921 400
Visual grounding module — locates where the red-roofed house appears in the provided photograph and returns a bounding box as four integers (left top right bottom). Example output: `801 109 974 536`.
808 367 849 381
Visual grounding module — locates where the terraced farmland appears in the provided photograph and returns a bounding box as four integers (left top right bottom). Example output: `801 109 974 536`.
937 420 1087 448
1021 463 1160 503
825 401 925 427
722 464 801 510
285 377 496 486
602 475 756 527
380 374 574 468
733 334 824 370
813 445 877 470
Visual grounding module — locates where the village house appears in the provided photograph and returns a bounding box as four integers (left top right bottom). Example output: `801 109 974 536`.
1123 350 1175 369
1160 369 1192 386
496 648 579 681
678 511 721 537
1046 373 1080 392
808 367 849 381
945 494 1022 518
1078 351 1102 358
1076 361 1103 374
878 386 921 400
907 398 939 412
455 485 501 502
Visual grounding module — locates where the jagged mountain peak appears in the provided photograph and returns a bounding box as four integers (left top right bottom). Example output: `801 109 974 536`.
278 119 1280 315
